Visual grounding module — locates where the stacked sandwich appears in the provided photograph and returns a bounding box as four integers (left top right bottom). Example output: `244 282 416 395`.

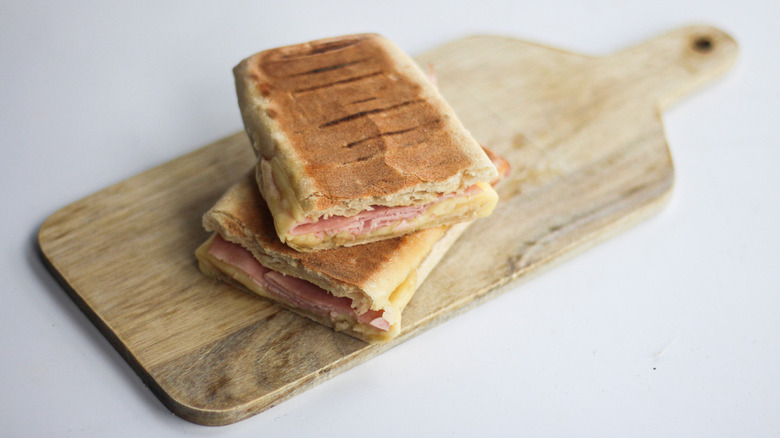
196 34 508 342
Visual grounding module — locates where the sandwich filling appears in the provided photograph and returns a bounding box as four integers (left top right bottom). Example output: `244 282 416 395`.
289 184 484 237
260 157 497 249
205 234 391 331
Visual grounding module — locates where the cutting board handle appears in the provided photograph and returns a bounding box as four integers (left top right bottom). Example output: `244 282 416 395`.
610 25 738 109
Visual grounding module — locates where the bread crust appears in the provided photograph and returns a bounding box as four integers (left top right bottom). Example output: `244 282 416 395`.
233 34 498 219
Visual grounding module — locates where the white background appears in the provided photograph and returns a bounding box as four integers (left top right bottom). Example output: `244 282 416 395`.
2 1 778 436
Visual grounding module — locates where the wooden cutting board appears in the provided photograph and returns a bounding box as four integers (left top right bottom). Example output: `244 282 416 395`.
38 25 736 426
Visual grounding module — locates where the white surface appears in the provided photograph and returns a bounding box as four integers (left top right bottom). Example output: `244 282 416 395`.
2 1 778 436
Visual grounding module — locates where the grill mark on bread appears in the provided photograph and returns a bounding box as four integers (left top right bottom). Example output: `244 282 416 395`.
344 118 442 148
345 127 418 148
280 38 365 59
339 152 382 166
288 59 367 77
293 71 383 93
319 99 424 128
349 97 377 104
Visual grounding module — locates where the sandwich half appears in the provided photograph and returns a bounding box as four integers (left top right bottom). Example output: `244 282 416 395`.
196 174 473 342
233 33 499 251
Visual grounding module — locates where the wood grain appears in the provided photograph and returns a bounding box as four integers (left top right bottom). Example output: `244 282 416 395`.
38 25 737 425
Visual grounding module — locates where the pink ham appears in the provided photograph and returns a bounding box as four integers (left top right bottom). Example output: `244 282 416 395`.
209 234 271 281
289 184 484 238
208 235 390 331
290 204 427 237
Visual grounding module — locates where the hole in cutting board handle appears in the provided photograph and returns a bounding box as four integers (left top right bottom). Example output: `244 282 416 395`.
692 36 714 53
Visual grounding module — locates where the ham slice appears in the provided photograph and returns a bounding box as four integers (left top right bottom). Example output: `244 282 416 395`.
290 204 426 237
208 234 389 331
289 184 484 238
